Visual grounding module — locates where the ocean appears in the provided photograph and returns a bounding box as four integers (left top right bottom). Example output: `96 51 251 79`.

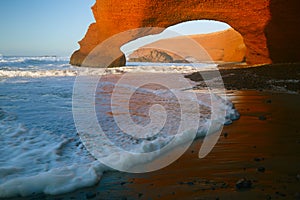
0 56 239 197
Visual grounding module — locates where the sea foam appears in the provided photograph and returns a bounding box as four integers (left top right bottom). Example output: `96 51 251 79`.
0 57 239 197
0 80 238 197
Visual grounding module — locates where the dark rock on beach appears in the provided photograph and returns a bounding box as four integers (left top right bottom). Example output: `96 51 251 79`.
185 63 300 93
257 167 266 173
254 157 265 162
236 178 252 190
258 115 267 121
223 132 228 138
275 191 286 197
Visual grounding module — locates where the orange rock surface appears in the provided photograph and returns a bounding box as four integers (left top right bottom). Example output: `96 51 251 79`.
128 28 246 63
70 0 300 67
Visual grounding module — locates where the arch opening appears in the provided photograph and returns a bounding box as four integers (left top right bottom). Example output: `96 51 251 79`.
121 20 247 65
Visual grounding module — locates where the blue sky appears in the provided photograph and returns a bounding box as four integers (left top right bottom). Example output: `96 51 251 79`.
0 0 95 56
0 1 230 57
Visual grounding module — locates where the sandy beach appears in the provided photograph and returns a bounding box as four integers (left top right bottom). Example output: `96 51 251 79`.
8 64 300 200
10 90 300 200
120 90 300 200
1 0 300 198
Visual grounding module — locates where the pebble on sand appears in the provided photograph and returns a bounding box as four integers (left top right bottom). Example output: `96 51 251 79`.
257 167 266 173
258 115 267 120
236 178 252 190
254 157 265 162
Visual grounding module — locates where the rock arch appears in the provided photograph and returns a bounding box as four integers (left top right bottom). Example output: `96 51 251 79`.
70 0 300 67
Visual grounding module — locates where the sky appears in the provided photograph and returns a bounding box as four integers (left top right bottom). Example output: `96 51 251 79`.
0 0 95 56
0 1 230 57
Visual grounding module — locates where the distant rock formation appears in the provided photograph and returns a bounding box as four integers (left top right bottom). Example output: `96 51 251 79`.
129 49 175 63
70 0 300 67
128 29 246 63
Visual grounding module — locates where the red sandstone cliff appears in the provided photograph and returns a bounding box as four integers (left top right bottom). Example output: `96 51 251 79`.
128 28 246 63
70 0 300 67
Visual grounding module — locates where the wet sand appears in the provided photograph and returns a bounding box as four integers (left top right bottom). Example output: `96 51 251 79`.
8 64 300 200
10 90 300 200
116 90 300 200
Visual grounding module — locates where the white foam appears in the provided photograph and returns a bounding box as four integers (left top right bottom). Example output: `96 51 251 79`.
0 58 24 64
0 69 78 78
0 111 103 197
0 162 105 197
0 89 238 198
0 56 69 64
0 62 240 197
0 64 216 78
100 65 217 74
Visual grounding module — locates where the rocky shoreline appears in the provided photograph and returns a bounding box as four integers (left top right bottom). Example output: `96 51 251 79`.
185 63 300 93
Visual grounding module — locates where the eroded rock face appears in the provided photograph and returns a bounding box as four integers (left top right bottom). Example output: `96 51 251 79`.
70 0 300 67
129 49 175 63
128 29 246 63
